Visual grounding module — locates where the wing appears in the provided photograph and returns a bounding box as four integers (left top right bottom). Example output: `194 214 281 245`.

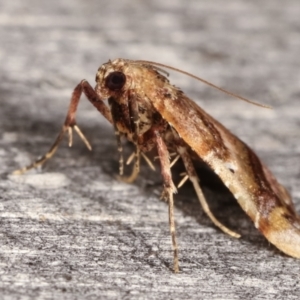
150 84 300 258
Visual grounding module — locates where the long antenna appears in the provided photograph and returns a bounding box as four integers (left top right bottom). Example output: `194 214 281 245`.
133 60 271 109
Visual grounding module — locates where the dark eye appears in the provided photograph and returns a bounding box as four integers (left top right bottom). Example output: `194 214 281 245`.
105 71 126 90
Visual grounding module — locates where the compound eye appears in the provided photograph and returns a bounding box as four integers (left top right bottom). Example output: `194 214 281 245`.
105 71 126 91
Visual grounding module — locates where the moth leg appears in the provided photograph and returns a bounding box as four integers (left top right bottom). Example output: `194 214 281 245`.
115 92 142 183
13 126 69 175
117 147 141 183
177 173 189 188
141 152 156 171
127 151 155 171
126 151 135 165
170 154 180 168
154 130 179 273
13 80 112 175
113 127 124 176
177 145 241 238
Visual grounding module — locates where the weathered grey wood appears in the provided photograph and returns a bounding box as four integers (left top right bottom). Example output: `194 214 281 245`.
1 0 300 299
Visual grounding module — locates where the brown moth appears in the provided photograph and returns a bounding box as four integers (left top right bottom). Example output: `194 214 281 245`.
14 58 300 273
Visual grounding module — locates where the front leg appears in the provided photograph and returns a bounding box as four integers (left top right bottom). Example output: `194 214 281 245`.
13 80 112 175
154 130 179 273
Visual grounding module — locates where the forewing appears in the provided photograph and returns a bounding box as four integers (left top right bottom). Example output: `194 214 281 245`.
148 83 300 258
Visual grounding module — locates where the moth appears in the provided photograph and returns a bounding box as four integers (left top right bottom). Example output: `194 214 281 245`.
14 58 300 273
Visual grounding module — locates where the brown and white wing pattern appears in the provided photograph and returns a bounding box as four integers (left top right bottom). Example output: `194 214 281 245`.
149 81 300 258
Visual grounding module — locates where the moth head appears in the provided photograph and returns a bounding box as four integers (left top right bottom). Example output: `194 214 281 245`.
95 59 131 99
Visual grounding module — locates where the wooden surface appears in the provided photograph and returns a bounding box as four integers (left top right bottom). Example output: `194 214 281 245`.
1 0 300 299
